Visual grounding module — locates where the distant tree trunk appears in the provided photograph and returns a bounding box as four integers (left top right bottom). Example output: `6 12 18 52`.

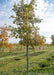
9 49 12 53
39 46 41 50
43 45 44 50
2 46 4 52
26 44 29 75
36 46 38 50
0 47 1 50
21 45 23 50
24 46 25 50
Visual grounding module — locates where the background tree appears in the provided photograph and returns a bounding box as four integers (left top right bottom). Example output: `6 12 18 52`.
0 24 10 52
9 0 41 75
51 34 54 45
0 41 3 51
8 44 13 53
32 26 40 46
41 36 46 50
19 40 23 50
32 26 46 50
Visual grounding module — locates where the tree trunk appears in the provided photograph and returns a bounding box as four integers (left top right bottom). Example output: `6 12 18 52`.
43 45 44 50
39 46 41 50
0 48 1 53
26 44 29 75
21 45 23 50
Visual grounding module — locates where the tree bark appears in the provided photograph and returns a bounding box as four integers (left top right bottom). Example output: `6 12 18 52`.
26 44 29 75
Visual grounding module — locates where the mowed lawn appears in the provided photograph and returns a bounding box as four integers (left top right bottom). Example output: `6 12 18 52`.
0 46 54 75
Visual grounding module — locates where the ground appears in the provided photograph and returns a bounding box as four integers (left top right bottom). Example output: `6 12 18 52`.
0 46 54 75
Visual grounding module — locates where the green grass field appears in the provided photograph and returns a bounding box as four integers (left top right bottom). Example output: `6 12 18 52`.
0 46 54 75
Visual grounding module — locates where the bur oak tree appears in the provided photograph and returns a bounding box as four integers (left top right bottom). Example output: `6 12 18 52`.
9 0 41 75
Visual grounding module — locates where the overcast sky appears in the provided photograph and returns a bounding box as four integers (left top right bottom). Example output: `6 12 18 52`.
0 0 54 44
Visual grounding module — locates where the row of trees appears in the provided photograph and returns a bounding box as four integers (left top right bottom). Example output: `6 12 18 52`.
0 0 53 75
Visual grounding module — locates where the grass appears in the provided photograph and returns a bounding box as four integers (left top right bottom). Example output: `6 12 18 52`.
0 46 54 75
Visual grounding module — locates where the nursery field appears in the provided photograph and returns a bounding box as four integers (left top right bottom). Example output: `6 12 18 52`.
0 46 54 75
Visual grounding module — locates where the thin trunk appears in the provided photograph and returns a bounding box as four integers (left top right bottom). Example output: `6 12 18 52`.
26 44 29 75
21 45 23 50
0 48 1 53
43 45 44 50
39 46 41 50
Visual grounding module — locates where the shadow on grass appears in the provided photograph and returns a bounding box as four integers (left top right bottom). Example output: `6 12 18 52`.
0 52 25 58
29 51 45 56
14 58 21 61
52 56 54 58
24 51 45 57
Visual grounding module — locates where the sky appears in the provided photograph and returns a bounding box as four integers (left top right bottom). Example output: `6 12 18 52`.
0 0 54 44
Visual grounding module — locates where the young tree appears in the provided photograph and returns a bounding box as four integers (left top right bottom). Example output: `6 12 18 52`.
0 24 10 51
33 31 46 50
8 44 13 53
9 0 41 74
32 26 40 46
0 41 3 51
41 36 46 50
0 25 10 51
51 34 54 45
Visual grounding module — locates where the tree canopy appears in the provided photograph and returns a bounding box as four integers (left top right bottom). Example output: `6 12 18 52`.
9 0 41 47
0 25 9 48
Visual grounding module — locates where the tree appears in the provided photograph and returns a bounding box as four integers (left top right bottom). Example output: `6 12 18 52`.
51 34 54 45
8 44 13 53
0 41 3 51
0 24 11 52
32 26 40 46
41 36 46 50
32 26 46 50
9 0 41 75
